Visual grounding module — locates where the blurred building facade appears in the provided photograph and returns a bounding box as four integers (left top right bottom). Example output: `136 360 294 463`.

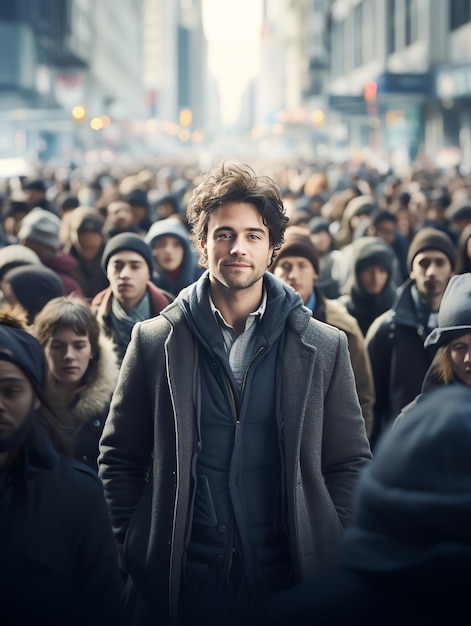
0 0 146 163
255 0 471 170
0 0 216 164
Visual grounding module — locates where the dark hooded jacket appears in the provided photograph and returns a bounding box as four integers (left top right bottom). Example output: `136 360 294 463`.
144 217 203 296
338 236 398 336
365 278 436 447
98 271 371 626
1 422 125 626
258 384 471 626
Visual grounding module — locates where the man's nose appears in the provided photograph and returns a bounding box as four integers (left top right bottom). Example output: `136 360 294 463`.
230 236 247 256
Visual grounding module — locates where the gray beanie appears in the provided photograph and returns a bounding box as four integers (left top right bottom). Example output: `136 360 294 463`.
424 273 471 351
17 208 61 249
101 232 153 275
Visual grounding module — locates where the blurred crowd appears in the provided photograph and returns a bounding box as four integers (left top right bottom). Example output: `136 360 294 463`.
2 154 471 624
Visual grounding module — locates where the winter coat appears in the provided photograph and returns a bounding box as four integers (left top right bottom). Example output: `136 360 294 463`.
66 244 109 300
337 236 398 336
1 423 125 626
365 279 434 447
98 271 372 626
258 385 471 626
144 218 204 296
51 333 119 471
91 281 173 362
314 291 375 437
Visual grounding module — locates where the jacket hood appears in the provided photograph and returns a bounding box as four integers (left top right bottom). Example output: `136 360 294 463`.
145 218 201 295
341 237 397 323
340 384 471 586
165 271 303 351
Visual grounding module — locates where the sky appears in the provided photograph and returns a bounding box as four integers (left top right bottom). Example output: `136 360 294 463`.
202 0 263 126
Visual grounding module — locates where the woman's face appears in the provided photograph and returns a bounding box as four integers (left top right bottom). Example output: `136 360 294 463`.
45 327 92 390
450 333 471 386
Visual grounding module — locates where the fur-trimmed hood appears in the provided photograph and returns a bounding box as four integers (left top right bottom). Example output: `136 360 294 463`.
66 332 119 427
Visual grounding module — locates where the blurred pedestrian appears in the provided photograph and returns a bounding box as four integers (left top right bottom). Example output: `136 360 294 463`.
257 384 471 626
144 216 203 296
337 236 398 336
0 307 125 626
103 198 140 241
63 206 109 299
92 233 172 362
366 227 456 447
18 207 83 296
1 265 64 325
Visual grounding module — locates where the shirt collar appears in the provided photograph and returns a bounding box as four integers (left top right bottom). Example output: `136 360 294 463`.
209 286 267 330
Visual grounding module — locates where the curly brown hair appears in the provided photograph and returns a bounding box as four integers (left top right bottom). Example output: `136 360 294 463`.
186 162 288 267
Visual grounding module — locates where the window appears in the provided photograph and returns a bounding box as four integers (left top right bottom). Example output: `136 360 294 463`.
353 2 363 68
387 0 396 54
450 0 471 30
405 0 418 45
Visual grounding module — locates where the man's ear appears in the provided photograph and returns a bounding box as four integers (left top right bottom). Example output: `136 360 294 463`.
34 397 41 411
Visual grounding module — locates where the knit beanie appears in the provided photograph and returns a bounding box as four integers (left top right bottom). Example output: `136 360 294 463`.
17 207 61 249
0 244 42 281
354 236 395 276
407 227 456 271
424 273 471 351
271 226 319 274
101 232 153 275
4 265 64 324
0 323 45 391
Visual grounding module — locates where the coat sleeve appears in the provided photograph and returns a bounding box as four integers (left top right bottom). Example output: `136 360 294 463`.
343 322 375 439
70 466 126 626
98 321 156 548
320 330 372 529
364 312 393 446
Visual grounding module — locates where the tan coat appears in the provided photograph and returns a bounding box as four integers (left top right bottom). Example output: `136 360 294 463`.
323 298 375 438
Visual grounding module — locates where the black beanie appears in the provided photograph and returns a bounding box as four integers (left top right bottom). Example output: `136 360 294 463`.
5 265 64 325
101 233 153 275
407 227 456 271
0 324 45 391
425 273 471 351
271 226 319 274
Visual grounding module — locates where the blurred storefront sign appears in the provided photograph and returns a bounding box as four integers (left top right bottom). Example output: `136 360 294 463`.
435 65 471 99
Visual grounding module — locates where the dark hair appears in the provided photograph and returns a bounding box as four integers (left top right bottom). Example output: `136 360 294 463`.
186 162 288 267
34 295 101 394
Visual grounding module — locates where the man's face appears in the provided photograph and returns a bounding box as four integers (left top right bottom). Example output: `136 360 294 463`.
450 333 471 386
107 201 133 229
273 256 317 305
310 231 331 255
359 265 389 294
201 201 273 292
410 250 453 304
0 360 39 461
374 220 396 245
106 250 150 313
152 236 185 272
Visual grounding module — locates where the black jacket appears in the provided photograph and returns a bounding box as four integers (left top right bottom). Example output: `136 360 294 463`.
1 423 125 626
365 279 434 447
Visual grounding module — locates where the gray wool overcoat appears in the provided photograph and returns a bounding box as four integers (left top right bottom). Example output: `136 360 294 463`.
98 296 372 626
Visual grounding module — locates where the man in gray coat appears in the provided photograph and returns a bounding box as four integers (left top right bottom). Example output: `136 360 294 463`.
98 163 372 626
